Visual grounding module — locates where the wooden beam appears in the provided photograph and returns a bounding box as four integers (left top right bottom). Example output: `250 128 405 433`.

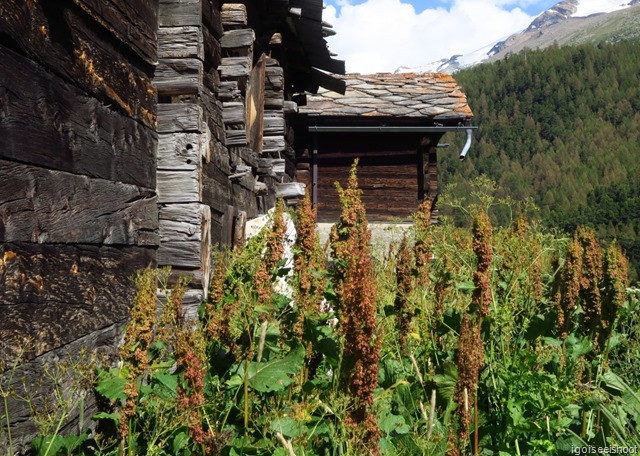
157 170 202 203
158 26 204 59
157 103 204 133
220 29 255 56
155 58 204 96
73 0 158 64
0 46 156 189
276 182 306 199
0 160 158 246
0 241 154 359
0 0 156 128
159 0 202 26
221 3 247 29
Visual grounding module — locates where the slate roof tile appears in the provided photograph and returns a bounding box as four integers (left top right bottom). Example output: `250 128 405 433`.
301 72 473 121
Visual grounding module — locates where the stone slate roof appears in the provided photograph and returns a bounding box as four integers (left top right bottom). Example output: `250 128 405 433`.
300 72 473 121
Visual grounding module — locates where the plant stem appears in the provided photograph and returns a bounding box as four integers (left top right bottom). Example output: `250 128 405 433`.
474 386 479 455
3 394 12 455
428 389 437 438
244 358 250 434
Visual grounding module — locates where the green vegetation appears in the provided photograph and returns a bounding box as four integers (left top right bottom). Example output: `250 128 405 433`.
5 170 640 455
440 39 640 282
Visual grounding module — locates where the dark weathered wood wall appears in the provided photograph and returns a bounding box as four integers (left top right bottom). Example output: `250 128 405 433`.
295 132 434 222
0 0 159 450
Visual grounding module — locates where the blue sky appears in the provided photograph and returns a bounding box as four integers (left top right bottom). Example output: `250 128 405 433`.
325 0 558 17
321 0 560 73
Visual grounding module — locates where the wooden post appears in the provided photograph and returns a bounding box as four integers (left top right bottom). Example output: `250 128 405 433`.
246 53 266 152
417 137 427 201
312 132 318 207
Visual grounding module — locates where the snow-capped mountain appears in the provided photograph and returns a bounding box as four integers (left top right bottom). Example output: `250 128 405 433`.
397 0 640 74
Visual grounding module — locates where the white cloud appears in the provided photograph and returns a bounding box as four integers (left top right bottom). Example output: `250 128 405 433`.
323 0 534 73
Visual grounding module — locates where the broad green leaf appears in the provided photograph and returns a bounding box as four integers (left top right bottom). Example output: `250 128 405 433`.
455 280 476 293
153 372 178 394
270 416 305 438
32 435 64 456
92 411 119 424
60 432 89 452
245 343 305 393
379 412 410 435
95 368 127 402
172 431 190 454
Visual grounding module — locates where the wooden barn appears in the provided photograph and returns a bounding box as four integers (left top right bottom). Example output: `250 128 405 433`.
293 73 474 222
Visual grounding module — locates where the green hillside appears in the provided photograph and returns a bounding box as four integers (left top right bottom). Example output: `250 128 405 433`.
440 39 640 282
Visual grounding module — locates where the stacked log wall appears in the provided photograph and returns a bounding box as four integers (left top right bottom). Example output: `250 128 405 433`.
0 0 159 451
156 1 301 310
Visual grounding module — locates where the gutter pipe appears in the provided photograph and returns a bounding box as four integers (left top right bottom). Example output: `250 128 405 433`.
307 125 476 160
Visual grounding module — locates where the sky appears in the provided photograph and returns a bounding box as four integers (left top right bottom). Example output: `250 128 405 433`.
322 0 559 73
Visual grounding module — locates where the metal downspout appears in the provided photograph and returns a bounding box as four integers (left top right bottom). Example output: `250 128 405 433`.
459 128 473 160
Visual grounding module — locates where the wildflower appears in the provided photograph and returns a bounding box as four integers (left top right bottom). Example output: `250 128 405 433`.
577 227 602 339
557 235 583 340
599 241 628 349
471 210 493 318
394 234 414 350
454 315 483 447
330 159 381 454
118 266 158 439
293 188 326 343
255 199 286 314
414 198 434 288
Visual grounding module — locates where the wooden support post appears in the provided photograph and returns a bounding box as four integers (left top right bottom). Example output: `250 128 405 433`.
417 137 427 201
312 132 318 207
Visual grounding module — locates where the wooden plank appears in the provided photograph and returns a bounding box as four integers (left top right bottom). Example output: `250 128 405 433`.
202 173 230 214
225 129 247 146
0 46 156 189
222 101 246 125
246 53 266 153
219 56 251 79
233 210 247 248
157 103 204 133
0 161 158 246
222 205 235 247
159 203 209 242
0 242 154 360
155 58 204 96
158 26 204 59
264 113 285 135
158 132 209 171
158 204 210 286
159 0 201 26
0 0 156 127
218 80 242 101
73 0 158 64
221 3 247 29
220 29 254 56
157 170 202 203
264 90 285 109
265 66 284 90
263 135 285 153
276 182 306 199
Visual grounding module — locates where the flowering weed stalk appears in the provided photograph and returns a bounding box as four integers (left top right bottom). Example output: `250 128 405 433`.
330 160 381 455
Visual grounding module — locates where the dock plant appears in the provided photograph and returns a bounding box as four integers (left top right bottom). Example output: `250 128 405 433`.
7 175 640 456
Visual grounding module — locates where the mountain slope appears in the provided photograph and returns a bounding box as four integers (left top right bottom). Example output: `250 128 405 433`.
438 40 640 281
398 0 640 74
487 1 640 62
